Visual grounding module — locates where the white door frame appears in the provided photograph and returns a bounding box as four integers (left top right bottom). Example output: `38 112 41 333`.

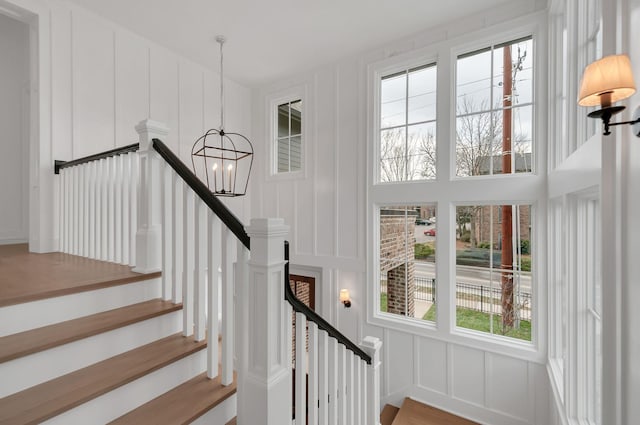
0 0 53 252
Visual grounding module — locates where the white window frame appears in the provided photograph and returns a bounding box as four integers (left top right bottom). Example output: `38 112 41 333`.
366 15 547 363
266 85 308 180
371 48 439 185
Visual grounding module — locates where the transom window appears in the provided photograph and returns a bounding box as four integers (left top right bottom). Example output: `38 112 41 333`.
455 37 533 177
380 64 437 182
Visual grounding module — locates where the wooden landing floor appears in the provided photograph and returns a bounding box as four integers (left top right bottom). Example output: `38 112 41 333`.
392 398 479 425
0 244 159 307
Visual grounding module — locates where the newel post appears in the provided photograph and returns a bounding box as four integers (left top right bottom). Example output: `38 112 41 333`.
133 119 168 273
239 218 291 425
361 336 382 425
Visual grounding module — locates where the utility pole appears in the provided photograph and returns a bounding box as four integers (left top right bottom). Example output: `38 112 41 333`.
501 45 514 330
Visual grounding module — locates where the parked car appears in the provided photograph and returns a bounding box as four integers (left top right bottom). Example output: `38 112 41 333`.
424 228 436 236
415 218 429 225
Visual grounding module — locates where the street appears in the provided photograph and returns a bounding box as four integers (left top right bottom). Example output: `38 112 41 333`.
414 261 532 293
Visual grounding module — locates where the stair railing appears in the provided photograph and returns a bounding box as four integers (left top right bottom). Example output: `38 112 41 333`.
55 143 140 265
55 119 381 425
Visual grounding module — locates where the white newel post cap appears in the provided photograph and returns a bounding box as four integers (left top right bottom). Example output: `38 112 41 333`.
245 218 290 263
135 119 169 150
361 336 382 363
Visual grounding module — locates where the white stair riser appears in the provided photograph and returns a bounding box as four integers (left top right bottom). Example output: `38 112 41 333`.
0 310 182 398
0 277 161 336
191 393 237 425
42 348 207 425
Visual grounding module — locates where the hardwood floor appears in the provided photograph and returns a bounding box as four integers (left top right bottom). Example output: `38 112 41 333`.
392 397 479 425
0 244 160 307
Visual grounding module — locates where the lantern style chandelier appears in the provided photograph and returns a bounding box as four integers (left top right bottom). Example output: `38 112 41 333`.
191 36 254 196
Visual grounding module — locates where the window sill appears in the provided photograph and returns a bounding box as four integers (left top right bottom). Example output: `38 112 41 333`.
368 310 544 364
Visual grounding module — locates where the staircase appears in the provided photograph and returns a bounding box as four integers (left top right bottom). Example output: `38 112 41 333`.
0 119 383 424
0 245 237 424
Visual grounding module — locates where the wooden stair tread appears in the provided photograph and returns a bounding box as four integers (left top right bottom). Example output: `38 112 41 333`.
0 299 182 363
109 371 236 425
381 403 400 425
226 418 237 425
0 244 161 307
0 333 206 425
392 398 479 425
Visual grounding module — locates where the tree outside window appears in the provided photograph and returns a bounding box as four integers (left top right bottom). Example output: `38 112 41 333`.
380 64 437 182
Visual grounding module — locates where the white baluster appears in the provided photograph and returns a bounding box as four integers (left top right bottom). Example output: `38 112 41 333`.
182 185 194 336
318 330 329 425
88 161 96 259
354 357 362 425
78 164 85 257
72 166 78 255
95 160 103 260
221 226 234 385
83 163 90 257
108 157 116 262
207 212 221 378
171 173 183 303
338 344 346 425
101 159 109 261
78 165 85 256
61 169 67 253
114 155 123 263
160 161 172 300
295 312 307 425
287 301 294 422
328 337 338 424
358 359 366 425
346 350 354 425
308 322 319 425
121 154 130 264
361 337 382 425
129 152 138 267
235 239 249 391
194 199 207 341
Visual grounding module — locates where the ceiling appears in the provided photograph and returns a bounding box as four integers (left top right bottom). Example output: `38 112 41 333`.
69 0 520 87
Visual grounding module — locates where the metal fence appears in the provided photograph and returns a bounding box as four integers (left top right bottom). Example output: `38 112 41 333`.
415 277 436 301
381 278 532 321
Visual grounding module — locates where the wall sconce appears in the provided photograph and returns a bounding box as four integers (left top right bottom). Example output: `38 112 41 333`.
339 289 351 308
578 54 640 137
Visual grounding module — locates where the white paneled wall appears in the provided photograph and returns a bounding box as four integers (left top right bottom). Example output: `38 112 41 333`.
0 14 29 244
252 2 550 425
42 1 252 226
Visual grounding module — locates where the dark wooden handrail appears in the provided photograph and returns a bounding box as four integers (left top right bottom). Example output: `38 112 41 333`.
284 241 372 364
151 138 250 249
55 143 140 174
55 139 368 364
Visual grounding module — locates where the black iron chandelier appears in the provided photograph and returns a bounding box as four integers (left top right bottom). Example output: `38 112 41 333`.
191 36 253 196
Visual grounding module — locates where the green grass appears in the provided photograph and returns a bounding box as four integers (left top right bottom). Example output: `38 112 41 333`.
380 293 388 312
422 305 531 341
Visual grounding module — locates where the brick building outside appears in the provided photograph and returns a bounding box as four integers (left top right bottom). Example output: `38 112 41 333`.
380 208 417 316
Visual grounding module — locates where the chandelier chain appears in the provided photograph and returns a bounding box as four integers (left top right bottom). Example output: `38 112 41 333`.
216 36 226 131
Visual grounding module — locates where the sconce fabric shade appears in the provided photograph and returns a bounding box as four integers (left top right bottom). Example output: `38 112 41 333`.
578 54 636 107
339 289 350 303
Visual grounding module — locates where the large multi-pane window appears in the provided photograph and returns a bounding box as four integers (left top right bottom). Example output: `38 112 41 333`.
373 32 539 346
276 99 302 174
455 37 533 177
380 64 437 182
